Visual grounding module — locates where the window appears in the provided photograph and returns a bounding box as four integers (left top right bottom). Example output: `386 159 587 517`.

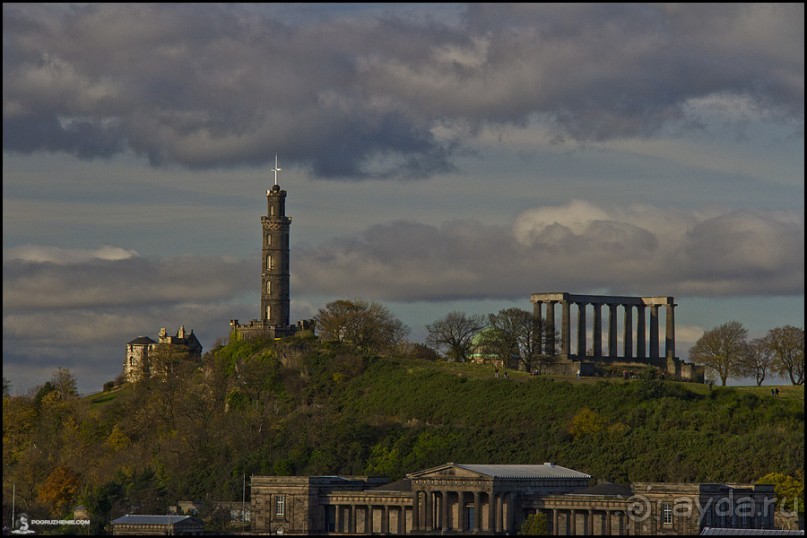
266 280 271 294
266 235 272 246
662 502 673 524
266 305 271 320
267 255 272 270
275 495 285 516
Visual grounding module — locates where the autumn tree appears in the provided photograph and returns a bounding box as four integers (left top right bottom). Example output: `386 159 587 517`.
315 299 410 356
425 311 486 362
765 326 805 385
688 321 748 386
37 465 81 517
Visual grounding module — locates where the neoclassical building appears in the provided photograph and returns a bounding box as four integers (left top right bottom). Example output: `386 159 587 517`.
531 292 704 381
250 463 777 535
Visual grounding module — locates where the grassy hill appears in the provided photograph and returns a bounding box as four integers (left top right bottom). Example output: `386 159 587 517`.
4 336 803 531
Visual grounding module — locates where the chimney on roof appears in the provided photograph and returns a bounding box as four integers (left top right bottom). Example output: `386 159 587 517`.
544 462 555 467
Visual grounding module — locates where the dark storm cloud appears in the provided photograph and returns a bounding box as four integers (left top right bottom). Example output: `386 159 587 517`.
294 203 804 301
3 3 803 178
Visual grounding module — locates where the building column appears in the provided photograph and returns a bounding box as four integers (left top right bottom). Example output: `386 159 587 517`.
441 491 449 532
473 492 481 533
650 305 660 359
577 303 587 356
350 505 356 534
425 491 433 531
412 491 419 532
496 494 504 533
553 509 559 536
533 301 543 354
570 509 576 536
487 493 495 533
593 303 603 357
623 305 633 359
546 302 556 356
587 510 594 535
636 305 646 360
561 300 571 357
608 304 618 358
367 505 374 534
334 504 341 533
605 510 612 536
665 302 676 360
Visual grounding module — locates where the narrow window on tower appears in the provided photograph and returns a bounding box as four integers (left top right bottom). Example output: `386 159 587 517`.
266 281 271 294
267 255 272 270
266 235 272 246
266 305 271 320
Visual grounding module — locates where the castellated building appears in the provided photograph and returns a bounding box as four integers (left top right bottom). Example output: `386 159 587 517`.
230 157 315 341
124 325 202 382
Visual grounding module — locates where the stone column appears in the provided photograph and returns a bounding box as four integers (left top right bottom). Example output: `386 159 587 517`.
412 491 419 532
496 494 504 533
474 492 481 533
605 510 612 535
335 504 341 533
665 302 676 360
425 491 433 531
382 506 389 534
350 505 356 534
488 493 496 533
587 510 594 535
458 492 466 532
561 300 571 357
441 491 449 532
636 305 646 359
650 305 660 359
533 301 543 355
577 303 587 356
570 509 576 536
608 304 618 358
546 302 556 356
623 305 633 359
553 509 559 536
593 303 603 357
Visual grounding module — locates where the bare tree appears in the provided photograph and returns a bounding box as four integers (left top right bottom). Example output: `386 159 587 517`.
688 321 748 386
737 337 775 386
481 308 550 372
315 299 410 356
425 311 486 362
765 325 805 385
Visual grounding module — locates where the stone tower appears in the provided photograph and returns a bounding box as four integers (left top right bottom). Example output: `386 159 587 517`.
230 156 316 340
261 173 292 327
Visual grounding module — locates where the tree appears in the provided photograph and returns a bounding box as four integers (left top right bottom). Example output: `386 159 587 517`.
737 337 775 386
688 321 748 386
765 326 805 385
50 367 79 399
425 311 486 362
518 512 549 535
315 299 410 356
37 465 81 517
480 308 541 371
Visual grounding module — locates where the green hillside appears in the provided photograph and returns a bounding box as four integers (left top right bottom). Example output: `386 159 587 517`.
3 335 803 533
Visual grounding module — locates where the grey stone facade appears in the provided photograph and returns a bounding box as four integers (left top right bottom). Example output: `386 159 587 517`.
249 464 778 535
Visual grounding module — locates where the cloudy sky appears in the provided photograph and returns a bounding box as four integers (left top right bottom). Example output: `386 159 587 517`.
3 3 803 394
